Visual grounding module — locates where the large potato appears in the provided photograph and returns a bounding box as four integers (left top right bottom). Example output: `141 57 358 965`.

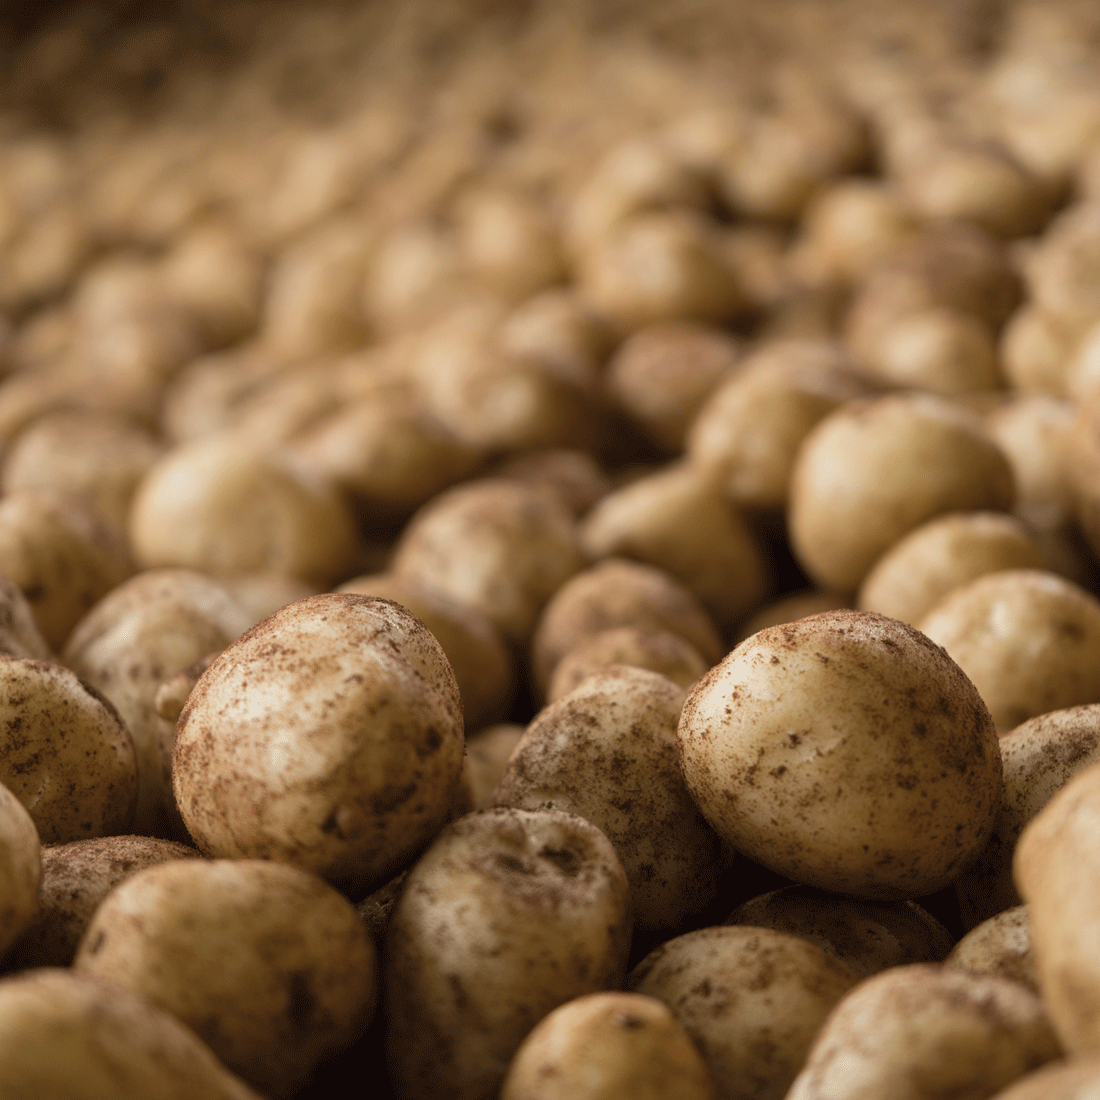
173 593 464 894
678 610 1002 898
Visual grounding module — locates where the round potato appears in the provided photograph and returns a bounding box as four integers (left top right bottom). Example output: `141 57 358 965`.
946 906 1038 996
0 781 39 958
173 593 464 894
678 610 1002 899
0 576 51 661
462 723 524 811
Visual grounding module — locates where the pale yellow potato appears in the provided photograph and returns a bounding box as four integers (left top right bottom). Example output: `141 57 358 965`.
0 658 136 844
496 289 612 378
501 991 718 1100
1065 319 1100 401
494 448 611 518
336 572 514 730
1016 761 1100 1055
0 575 52 660
580 462 770 629
547 626 708 702
391 478 584 644
173 593 464 894
679 610 1002 899
789 393 1016 592
1068 391 1100 559
215 572 318 627
0 781 39 958
0 490 134 650
604 321 743 453
918 571 1100 732
987 1056 1100 1100
129 433 358 587
956 705 1100 929
463 723 524 811
1000 305 1076 396
6 835 199 969
1026 201 1100 333
734 589 849 643
384 807 632 1100
74 859 377 1099
686 337 865 512
726 886 954 978
858 512 1044 627
0 969 264 1100
531 557 723 695
497 666 720 931
63 570 252 838
629 926 859 1100
946 906 1038 995
785 964 1061 1100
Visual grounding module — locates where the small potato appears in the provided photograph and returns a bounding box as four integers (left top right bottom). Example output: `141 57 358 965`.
384 807 632 1100
0 658 137 844
496 289 612 380
858 512 1045 627
726 886 954 979
788 393 1016 592
0 576 51 660
494 448 612 518
6 835 199 969
1026 201 1100 333
215 573 319 627
785 964 1061 1100
496 666 721 931
74 858 377 1099
1000 305 1077 396
0 969 264 1100
173 593 464 894
734 589 849 643
946 906 1038 996
463 723 524 811
531 557 723 695
580 462 771 630
955 705 1100 929
918 570 1100 732
0 781 39 958
628 926 859 1100
678 610 1002 899
501 992 718 1100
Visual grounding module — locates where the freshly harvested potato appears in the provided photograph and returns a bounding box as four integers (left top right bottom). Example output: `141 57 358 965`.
955 705 1100 929
726 885 954 978
785 964 1061 1100
74 858 377 1099
496 666 721 931
946 906 1038 996
1000 305 1076 396
858 511 1045 627
678 610 1002 898
918 570 1100 732
384 807 632 1100
0 576 51 660
494 448 612 517
579 462 771 629
173 593 464 894
788 393 1016 592
0 968 264 1100
463 723 524 811
496 289 612 381
531 558 724 696
0 781 39 958
215 572 318 627
0 658 137 844
500 991 718 1100
986 1057 1100 1100
628 926 859 1100
391 478 584 644
62 570 252 838
6 835 199 969
1068 389 1100 559
733 589 849 643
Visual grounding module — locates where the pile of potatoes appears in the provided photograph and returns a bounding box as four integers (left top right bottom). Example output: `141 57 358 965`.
10 0 1100 1096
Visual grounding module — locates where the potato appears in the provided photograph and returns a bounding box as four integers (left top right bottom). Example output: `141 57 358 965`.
215 572 318 627
0 780 39 958
1000 305 1077 396
986 1057 1100 1100
733 589 849 643
500 992 718 1100
6 835 199 969
678 610 1002 898
0 575 51 660
531 557 724 696
1067 389 1100 559
462 723 524 811
785 964 1061 1100
74 858 377 1099
0 968 264 1099
628 926 859 1100
1026 201 1100 333
384 807 632 1100
63 569 252 837
858 511 1045 627
496 289 612 381
918 570 1100 732
788 393 1016 592
946 906 1038 995
494 448 612 518
173 593 464 894
0 658 137 844
955 705 1100 929
726 886 954 978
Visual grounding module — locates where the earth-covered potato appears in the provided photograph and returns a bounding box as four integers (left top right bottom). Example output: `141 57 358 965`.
173 593 464 895
73 858 377 1099
946 906 1038 996
678 610 1002 899
462 723 524 810
0 968 264 1100
628 925 860 1100
384 807 632 1100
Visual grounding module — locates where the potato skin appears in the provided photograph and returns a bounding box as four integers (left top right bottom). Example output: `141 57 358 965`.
678 610 1002 899
0 781 40 958
173 593 464 894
